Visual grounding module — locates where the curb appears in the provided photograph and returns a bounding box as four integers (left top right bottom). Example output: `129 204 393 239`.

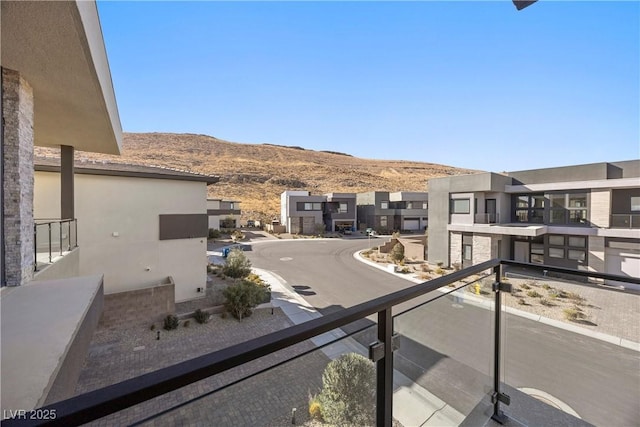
354 250 640 352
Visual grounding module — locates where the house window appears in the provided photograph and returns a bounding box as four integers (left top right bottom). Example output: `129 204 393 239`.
229 202 234 210
568 236 586 248
406 201 413 209
549 235 564 246
338 202 348 213
549 192 589 225
380 216 388 227
568 250 586 261
450 199 471 214
381 201 389 209
463 244 472 261
531 243 545 264
631 196 640 211
422 202 428 210
548 248 564 259
299 202 322 211
513 194 545 223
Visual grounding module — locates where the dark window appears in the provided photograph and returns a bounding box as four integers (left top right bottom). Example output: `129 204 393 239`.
512 194 545 223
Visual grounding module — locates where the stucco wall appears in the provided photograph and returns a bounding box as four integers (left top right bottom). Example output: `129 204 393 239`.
34 171 207 302
590 189 611 228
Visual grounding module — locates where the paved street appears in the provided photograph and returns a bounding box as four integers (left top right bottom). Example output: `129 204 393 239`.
245 238 640 427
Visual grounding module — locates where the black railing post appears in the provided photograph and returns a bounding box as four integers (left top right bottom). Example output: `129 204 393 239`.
377 308 393 427
491 264 509 423
59 221 63 256
47 223 52 263
33 223 37 271
75 218 78 248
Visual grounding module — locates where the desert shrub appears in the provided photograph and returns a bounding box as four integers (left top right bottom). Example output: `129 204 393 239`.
194 309 209 324
518 298 526 305
231 229 244 242
564 307 585 321
540 298 553 307
163 314 179 330
421 264 432 273
208 228 221 239
527 290 542 298
222 248 252 278
317 353 375 426
207 263 217 274
521 283 531 290
308 395 323 421
361 249 373 258
542 284 551 290
437 261 444 268
222 280 267 321
183 320 190 328
435 267 445 275
398 267 410 274
390 242 405 263
567 292 585 305
452 262 462 272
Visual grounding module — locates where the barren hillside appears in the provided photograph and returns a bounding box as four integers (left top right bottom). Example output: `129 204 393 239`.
35 132 478 222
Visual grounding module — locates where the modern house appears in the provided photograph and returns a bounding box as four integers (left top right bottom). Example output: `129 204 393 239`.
280 191 357 234
34 158 218 303
427 160 640 286
1 0 124 412
207 198 241 230
356 191 429 233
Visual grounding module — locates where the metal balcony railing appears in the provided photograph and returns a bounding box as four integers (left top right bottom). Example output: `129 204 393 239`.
610 214 640 229
475 213 500 224
6 260 639 427
34 218 78 271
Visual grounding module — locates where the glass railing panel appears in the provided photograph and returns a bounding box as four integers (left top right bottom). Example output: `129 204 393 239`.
82 323 380 427
61 220 71 252
393 276 495 426
502 267 640 427
34 222 52 268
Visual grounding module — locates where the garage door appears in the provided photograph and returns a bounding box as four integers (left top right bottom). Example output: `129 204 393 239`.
605 247 640 290
403 219 420 231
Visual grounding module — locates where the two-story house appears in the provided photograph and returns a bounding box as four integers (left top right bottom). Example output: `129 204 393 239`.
356 191 428 233
280 191 357 234
427 160 640 287
207 198 241 230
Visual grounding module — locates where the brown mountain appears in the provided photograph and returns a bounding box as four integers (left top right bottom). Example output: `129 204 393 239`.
35 132 478 222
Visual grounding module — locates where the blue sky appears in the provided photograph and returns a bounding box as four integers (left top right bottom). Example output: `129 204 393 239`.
97 1 639 172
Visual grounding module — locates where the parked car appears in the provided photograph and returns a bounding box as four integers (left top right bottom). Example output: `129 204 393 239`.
365 228 377 236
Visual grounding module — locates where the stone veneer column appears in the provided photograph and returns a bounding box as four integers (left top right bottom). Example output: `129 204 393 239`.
472 234 493 265
2 68 34 286
449 232 462 267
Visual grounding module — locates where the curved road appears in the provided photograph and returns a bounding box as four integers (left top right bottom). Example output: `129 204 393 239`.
244 238 640 427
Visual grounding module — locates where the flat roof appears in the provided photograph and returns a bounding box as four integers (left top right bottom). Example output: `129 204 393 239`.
35 157 219 185
1 1 122 154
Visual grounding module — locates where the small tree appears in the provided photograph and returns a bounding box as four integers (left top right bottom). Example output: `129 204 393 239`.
391 241 405 264
317 353 375 426
222 248 252 278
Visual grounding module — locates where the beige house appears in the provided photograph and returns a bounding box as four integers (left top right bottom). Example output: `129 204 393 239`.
34 159 218 302
207 198 241 230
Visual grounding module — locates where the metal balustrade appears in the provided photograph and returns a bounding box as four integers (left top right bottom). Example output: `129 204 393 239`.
33 218 78 271
6 259 639 427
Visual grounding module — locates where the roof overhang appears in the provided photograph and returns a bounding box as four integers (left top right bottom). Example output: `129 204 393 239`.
1 1 122 154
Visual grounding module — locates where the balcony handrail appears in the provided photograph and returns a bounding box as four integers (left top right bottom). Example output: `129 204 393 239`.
33 219 78 271
7 260 640 426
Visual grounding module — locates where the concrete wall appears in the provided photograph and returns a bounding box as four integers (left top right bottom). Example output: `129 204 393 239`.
2 68 34 287
32 247 80 281
590 189 611 228
99 279 175 328
34 171 207 302
508 162 612 184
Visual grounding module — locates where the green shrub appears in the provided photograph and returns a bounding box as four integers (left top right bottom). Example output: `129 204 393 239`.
542 284 551 290
231 229 244 242
435 267 445 275
390 242 405 263
163 314 179 330
317 353 375 426
527 290 542 298
208 228 221 239
521 283 531 290
222 280 267 321
222 248 252 278
194 309 209 324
